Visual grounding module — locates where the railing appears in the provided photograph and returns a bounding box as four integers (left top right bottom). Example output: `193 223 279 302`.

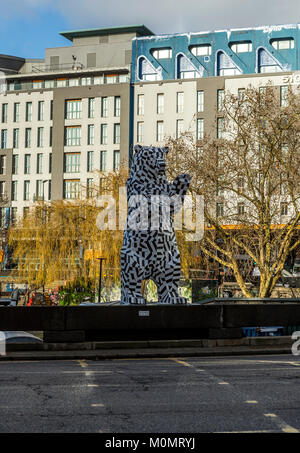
32 63 84 73
6 74 130 92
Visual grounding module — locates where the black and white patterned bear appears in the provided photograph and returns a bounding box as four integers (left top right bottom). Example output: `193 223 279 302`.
120 145 191 305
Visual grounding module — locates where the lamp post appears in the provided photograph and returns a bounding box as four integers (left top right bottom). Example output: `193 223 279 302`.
97 258 106 303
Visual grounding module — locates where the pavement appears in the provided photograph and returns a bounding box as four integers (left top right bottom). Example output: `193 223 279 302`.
0 336 295 361
0 355 300 433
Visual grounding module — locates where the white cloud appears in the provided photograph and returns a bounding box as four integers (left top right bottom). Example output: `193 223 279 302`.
1 0 299 34
54 0 300 34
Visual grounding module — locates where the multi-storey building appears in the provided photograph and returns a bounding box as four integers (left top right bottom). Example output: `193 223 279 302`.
0 25 153 228
0 22 299 227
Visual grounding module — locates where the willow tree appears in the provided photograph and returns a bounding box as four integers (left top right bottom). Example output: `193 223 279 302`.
166 84 300 298
8 169 127 291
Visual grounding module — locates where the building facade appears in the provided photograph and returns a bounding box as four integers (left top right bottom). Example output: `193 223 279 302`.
0 22 299 228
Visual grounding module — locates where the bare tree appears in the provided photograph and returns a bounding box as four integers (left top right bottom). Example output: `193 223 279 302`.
166 84 300 297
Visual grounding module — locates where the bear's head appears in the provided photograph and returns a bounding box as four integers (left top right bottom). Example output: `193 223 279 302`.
129 145 169 183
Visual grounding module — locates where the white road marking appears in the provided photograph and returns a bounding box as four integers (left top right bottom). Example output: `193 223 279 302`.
264 413 299 433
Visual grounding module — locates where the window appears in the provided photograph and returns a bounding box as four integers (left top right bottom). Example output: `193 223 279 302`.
100 151 107 171
152 48 172 59
280 86 289 107
87 178 94 198
65 126 81 146
258 48 282 73
238 88 245 100
156 121 164 142
49 153 52 173
190 45 211 56
217 52 241 76
176 119 183 139
197 119 204 140
12 155 18 175
24 181 30 201
11 181 18 201
38 101 44 121
177 92 184 114
87 151 94 172
157 94 164 114
114 96 121 117
217 118 224 139
114 123 120 144
139 57 159 81
271 38 294 50
1 104 8 123
37 127 44 147
137 122 144 143
24 154 31 174
57 78 67 88
23 207 30 218
216 202 224 217
64 180 80 199
48 180 51 200
137 95 144 115
217 90 224 111
230 42 252 53
88 124 95 145
238 202 245 215
25 128 31 148
88 98 95 118
0 182 6 200
36 180 43 199
1 129 7 149
13 128 19 148
101 97 108 117
177 54 200 79
0 155 6 174
197 91 204 112
281 202 288 216
45 80 55 89
101 124 108 145
11 207 17 224
113 150 120 171
49 127 53 147
50 100 53 120
26 102 32 121
33 80 42 89
65 100 82 119
14 103 20 122
36 153 43 174
64 153 80 173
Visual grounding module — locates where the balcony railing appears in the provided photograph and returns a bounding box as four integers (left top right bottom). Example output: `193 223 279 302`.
32 63 85 73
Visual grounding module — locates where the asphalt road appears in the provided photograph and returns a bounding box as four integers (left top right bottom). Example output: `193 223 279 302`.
0 355 300 433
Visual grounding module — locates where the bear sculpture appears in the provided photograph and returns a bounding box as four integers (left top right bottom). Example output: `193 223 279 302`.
120 145 191 305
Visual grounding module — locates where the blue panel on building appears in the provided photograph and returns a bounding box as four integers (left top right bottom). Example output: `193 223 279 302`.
131 24 300 82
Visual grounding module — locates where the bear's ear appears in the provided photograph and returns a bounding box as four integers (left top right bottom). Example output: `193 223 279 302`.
134 144 143 153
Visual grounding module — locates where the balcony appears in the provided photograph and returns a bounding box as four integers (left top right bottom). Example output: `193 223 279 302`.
32 62 85 73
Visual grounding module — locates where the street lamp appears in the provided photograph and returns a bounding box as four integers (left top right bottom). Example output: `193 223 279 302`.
96 258 106 303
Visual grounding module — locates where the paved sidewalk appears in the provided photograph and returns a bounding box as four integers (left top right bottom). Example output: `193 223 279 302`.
0 336 294 361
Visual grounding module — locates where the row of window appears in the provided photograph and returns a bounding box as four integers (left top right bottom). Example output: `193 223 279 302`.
6 180 51 202
1 101 53 124
64 124 120 146
216 201 289 217
0 123 122 149
63 150 118 173
7 74 129 93
65 96 121 119
0 153 52 176
0 127 52 149
149 39 295 60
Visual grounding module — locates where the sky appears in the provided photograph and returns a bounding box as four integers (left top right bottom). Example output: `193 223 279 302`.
0 0 299 58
